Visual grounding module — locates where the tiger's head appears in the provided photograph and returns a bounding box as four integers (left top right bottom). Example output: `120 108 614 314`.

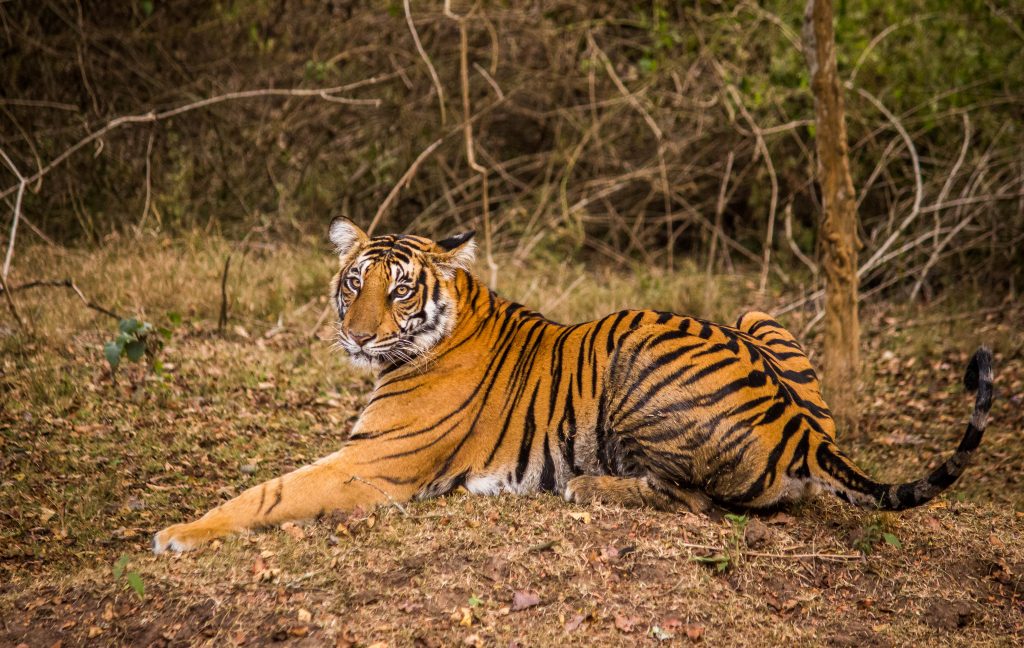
328 217 476 368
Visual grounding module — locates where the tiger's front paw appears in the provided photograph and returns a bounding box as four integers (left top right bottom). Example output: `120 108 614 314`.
152 522 221 555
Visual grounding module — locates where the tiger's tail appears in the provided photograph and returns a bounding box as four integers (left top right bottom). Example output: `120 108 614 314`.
812 347 994 511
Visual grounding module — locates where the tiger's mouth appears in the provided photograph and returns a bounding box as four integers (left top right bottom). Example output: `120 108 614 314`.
338 332 423 366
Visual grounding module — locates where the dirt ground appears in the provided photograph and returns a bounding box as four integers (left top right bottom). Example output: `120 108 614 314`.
1 239 1022 646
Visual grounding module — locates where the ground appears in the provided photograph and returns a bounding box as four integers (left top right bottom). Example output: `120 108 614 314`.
1 235 1022 646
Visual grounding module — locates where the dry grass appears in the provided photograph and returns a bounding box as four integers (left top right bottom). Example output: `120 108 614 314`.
1 236 1022 646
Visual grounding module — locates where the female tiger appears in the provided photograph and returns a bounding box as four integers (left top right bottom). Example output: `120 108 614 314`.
153 219 994 553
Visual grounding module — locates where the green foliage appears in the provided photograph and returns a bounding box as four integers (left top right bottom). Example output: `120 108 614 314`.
692 513 749 574
853 515 902 554
691 552 732 573
112 555 145 600
103 314 178 376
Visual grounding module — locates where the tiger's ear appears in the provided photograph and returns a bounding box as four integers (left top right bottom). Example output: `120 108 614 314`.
329 217 368 259
432 230 476 278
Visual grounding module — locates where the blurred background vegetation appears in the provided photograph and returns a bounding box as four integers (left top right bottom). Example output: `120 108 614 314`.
2 0 1022 301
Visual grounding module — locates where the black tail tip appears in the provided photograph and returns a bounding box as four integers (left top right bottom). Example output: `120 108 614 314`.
963 346 993 393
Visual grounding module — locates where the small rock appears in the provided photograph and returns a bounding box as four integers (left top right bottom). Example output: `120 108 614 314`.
240 464 258 475
510 591 541 611
744 518 770 549
924 599 975 630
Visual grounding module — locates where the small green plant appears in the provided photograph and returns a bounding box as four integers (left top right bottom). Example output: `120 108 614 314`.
112 555 145 600
691 552 732 573
691 513 749 574
853 515 902 554
103 314 178 376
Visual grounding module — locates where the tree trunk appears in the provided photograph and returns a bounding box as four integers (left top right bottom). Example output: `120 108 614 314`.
803 0 861 435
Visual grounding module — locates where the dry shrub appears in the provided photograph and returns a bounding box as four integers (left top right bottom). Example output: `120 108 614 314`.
1 1 1022 302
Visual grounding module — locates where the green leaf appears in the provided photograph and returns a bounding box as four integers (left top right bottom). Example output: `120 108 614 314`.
157 326 173 341
691 554 731 572
166 311 182 327
468 595 483 608
125 340 146 362
104 341 123 370
125 571 145 599
119 318 140 334
113 555 130 579
882 532 902 549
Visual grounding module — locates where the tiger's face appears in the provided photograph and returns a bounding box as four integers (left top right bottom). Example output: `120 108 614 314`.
328 217 476 368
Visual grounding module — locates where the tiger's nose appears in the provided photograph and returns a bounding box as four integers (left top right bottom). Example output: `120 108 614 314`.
350 332 375 346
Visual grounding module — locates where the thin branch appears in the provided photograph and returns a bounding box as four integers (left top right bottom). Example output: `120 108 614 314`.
307 302 333 340
0 148 26 281
848 15 935 85
853 84 924 277
4 278 121 320
218 256 231 333
137 129 155 234
367 138 444 236
721 78 779 292
346 475 409 516
784 202 818 277
447 3 498 286
0 79 391 201
473 62 504 99
706 150 734 276
0 273 27 333
677 541 862 562
405 0 447 126
587 32 662 140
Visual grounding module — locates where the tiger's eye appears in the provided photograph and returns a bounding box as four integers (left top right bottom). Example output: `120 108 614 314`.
393 285 411 299
346 275 361 290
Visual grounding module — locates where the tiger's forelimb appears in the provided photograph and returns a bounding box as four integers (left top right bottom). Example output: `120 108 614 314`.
152 448 412 554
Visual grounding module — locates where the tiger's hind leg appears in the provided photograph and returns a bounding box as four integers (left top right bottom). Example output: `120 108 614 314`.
564 475 711 513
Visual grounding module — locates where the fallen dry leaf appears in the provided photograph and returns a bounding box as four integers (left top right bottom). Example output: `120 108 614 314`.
511 591 541 611
684 624 705 641
614 614 641 633
568 511 591 524
297 608 312 623
564 613 587 632
280 521 305 540
766 512 795 526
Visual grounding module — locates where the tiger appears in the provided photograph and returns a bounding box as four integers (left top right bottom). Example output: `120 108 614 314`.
153 218 994 553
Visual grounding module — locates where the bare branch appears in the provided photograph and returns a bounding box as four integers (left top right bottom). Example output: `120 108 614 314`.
853 84 924 278
0 272 28 333
0 147 26 281
405 0 447 126
0 79 391 202
4 278 121 321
